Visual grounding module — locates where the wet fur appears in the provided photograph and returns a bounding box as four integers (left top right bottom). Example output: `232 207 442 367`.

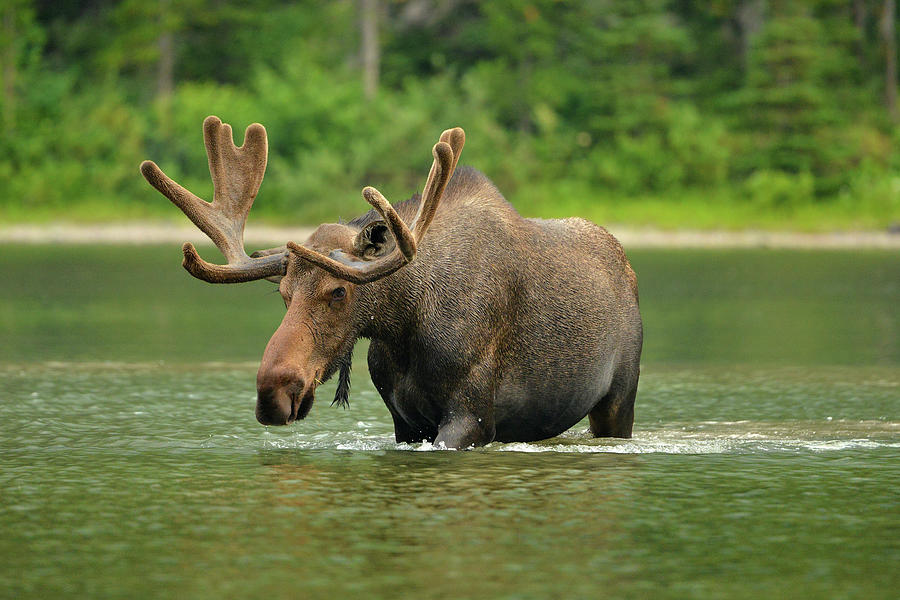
332 349 353 409
328 166 642 447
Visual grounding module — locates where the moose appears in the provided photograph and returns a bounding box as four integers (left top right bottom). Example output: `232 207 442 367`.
140 116 642 449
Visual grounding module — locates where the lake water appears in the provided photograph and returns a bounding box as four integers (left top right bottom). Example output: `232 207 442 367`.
1 245 897 598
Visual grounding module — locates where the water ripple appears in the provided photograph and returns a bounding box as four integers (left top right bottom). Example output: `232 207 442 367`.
239 420 900 454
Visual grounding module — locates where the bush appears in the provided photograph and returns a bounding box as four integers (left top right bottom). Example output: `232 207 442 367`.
742 170 815 210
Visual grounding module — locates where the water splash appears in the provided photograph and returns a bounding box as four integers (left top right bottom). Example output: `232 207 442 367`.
248 419 899 454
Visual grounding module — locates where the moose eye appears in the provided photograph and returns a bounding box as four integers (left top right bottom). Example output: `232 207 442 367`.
331 287 347 301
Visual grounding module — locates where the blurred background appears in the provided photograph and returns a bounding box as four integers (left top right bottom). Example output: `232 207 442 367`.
2 4 899 598
1 0 899 230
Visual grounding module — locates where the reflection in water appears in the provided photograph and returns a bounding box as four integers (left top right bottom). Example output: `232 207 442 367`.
1 246 898 366
4 360 896 597
630 249 900 365
252 450 640 598
1 247 898 598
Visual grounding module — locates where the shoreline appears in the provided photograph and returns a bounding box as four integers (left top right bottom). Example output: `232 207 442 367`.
1 222 899 249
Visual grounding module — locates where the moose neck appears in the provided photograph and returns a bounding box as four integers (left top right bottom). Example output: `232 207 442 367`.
355 257 426 345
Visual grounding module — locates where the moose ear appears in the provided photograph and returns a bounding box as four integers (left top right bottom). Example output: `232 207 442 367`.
353 221 394 260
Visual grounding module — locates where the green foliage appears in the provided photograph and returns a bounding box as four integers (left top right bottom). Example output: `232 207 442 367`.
743 170 815 210
0 0 898 229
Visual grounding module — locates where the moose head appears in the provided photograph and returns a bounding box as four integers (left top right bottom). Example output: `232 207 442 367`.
141 116 464 426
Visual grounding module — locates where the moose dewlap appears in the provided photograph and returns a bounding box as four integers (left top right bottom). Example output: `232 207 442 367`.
141 116 643 449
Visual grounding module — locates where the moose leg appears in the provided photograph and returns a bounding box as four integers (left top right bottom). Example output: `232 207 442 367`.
369 342 438 444
588 375 637 439
368 342 405 442
386 404 435 444
434 409 495 449
433 362 497 449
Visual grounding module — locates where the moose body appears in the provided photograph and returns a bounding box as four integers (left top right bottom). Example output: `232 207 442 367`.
141 116 642 448
345 167 641 445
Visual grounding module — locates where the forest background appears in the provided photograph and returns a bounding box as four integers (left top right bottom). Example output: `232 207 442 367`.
1 0 899 231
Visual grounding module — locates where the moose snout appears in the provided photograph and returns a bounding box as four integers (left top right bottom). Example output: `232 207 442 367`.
256 366 306 426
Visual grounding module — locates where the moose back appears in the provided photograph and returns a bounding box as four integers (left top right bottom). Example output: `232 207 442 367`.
141 117 642 449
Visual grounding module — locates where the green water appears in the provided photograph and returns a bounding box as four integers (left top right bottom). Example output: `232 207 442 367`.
1 246 898 599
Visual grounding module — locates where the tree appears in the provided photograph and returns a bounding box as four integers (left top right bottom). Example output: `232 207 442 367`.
0 0 42 132
361 0 379 100
736 0 765 73
883 0 898 121
1 2 15 130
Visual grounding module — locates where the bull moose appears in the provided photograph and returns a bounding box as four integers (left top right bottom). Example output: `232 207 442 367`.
140 116 642 449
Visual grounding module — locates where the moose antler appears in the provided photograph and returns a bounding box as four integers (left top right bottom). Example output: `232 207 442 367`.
140 116 287 283
287 127 465 285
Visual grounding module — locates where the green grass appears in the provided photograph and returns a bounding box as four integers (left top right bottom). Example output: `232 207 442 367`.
512 183 899 232
2 186 897 232
0 200 178 224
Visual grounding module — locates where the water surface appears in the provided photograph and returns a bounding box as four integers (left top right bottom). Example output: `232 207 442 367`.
1 246 897 598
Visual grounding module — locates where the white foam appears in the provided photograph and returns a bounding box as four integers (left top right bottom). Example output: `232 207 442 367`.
247 421 900 454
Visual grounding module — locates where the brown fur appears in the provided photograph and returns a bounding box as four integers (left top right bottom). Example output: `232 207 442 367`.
263 166 642 447
143 118 642 448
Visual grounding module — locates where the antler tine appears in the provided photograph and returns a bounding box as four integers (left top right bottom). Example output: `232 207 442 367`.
283 184 417 285
362 186 417 262
140 160 210 234
405 127 464 244
287 127 464 285
201 115 266 263
439 126 465 178
287 241 406 285
140 115 287 284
